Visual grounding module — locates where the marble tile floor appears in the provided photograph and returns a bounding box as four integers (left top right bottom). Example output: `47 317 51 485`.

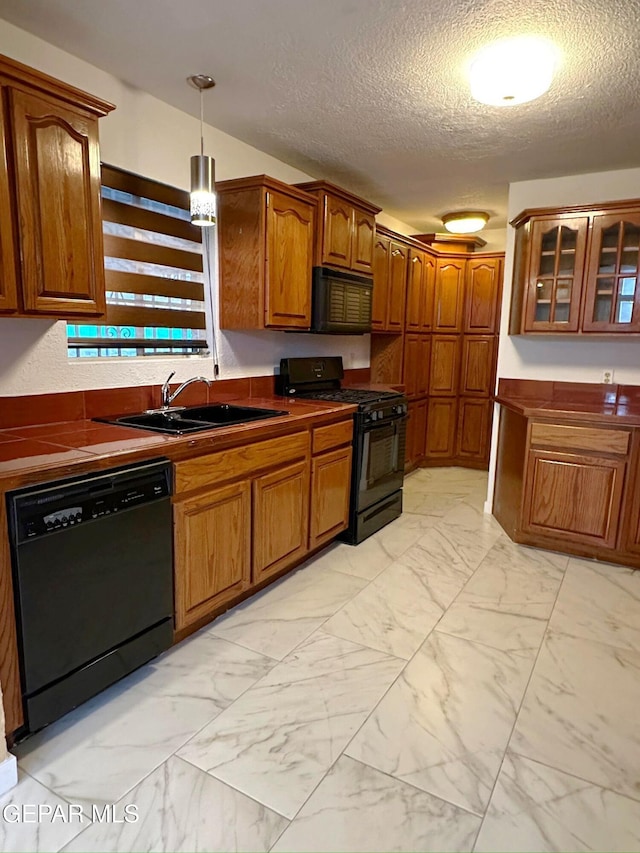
5 466 640 852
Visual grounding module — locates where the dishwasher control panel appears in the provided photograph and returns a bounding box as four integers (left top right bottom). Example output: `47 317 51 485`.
8 459 172 542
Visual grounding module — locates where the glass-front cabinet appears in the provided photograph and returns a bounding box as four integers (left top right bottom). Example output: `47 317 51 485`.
583 211 640 332
510 200 640 336
524 216 588 331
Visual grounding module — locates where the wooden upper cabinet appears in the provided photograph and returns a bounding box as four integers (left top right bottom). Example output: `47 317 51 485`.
218 176 315 330
322 193 353 269
582 210 640 333
0 88 18 313
371 233 390 330
352 209 376 273
0 55 114 318
11 89 106 316
294 180 381 275
464 256 502 333
406 249 435 333
434 257 466 331
265 189 314 328
371 231 406 332
460 335 495 396
508 200 640 335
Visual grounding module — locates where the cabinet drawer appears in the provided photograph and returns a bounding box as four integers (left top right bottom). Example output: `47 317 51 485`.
312 419 353 454
175 430 310 494
530 422 630 456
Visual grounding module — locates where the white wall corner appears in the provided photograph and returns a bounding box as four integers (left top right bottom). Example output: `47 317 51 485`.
0 753 17 796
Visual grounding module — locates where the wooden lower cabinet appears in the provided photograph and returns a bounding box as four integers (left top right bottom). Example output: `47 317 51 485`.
405 397 428 469
310 446 352 548
426 398 457 459
522 450 626 549
253 460 310 582
174 481 252 630
456 398 492 462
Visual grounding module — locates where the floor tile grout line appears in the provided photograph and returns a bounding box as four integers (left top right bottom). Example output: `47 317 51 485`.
470 560 571 851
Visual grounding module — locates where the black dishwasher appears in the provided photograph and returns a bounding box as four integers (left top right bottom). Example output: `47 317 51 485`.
7 458 174 735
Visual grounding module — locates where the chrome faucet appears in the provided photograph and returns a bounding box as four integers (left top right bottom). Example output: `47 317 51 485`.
161 371 212 409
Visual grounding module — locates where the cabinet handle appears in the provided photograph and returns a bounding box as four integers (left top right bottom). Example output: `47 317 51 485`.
412 257 418 263
392 249 402 256
266 191 270 208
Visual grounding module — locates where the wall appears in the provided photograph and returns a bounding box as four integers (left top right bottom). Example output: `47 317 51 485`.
0 20 416 396
486 166 640 508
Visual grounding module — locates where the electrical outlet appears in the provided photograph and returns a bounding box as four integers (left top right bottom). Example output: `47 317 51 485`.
602 369 614 384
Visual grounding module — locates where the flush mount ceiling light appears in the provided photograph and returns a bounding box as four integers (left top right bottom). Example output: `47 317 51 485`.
441 211 489 234
187 74 216 227
469 36 558 106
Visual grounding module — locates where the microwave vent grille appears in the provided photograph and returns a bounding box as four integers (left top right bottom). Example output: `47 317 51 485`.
328 282 372 324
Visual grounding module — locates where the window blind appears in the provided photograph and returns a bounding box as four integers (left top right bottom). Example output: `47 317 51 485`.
67 164 208 357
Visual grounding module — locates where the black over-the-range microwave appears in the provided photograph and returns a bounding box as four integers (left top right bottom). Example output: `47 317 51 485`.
310 266 373 334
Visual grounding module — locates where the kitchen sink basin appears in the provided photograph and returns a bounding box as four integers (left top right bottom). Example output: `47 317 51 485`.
97 404 289 435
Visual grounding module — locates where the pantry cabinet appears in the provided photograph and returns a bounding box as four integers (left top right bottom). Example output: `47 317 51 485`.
510 199 640 335
464 257 502 333
456 399 492 463
433 257 466 332
425 398 457 459
403 333 430 399
0 54 114 318
295 180 381 275
218 176 316 330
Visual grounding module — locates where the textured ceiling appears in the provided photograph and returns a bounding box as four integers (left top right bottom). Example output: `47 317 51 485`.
2 0 640 232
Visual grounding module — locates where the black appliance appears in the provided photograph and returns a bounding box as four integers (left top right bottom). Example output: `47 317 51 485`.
277 356 407 544
7 458 174 735
310 267 373 334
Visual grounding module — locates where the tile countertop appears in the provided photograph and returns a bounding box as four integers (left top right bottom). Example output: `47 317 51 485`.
0 395 358 487
495 379 640 426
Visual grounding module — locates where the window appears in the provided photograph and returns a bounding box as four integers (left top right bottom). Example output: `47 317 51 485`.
67 165 208 357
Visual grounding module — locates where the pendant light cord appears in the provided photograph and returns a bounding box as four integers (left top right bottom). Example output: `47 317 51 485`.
199 89 204 157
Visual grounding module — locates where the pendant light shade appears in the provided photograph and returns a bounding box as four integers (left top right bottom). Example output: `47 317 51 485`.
187 75 216 227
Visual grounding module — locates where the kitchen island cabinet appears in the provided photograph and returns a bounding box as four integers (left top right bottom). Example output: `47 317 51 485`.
0 53 114 318
494 379 640 567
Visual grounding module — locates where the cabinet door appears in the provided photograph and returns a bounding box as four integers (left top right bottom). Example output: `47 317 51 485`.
434 257 465 331
522 450 625 549
265 189 313 328
405 398 427 467
523 216 588 332
253 460 310 582
10 89 106 315
456 398 491 463
352 210 375 273
174 481 252 630
582 211 640 332
371 234 390 330
421 252 436 331
0 89 18 313
310 446 352 549
387 241 408 331
429 334 461 396
405 250 424 332
464 257 502 333
460 335 495 396
425 398 457 458
403 334 431 399
321 193 352 269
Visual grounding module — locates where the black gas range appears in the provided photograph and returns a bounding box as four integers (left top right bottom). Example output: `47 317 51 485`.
277 357 408 544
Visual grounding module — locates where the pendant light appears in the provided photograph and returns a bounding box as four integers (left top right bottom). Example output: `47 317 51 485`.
187 74 216 227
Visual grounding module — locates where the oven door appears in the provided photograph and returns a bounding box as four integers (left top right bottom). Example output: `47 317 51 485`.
356 415 407 512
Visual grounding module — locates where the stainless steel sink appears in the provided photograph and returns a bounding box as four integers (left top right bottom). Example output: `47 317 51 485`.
97 404 289 435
